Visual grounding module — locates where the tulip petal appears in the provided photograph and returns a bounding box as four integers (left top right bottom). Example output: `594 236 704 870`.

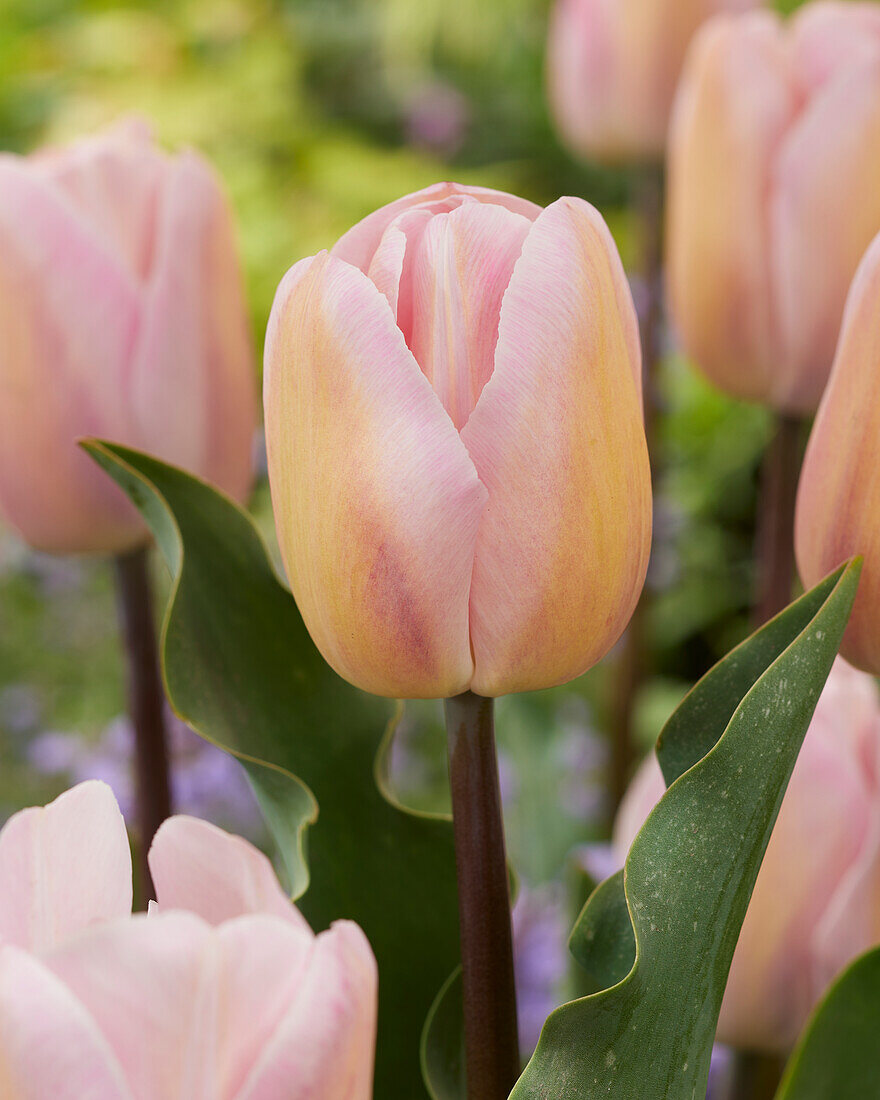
238 920 377 1100
462 197 650 696
0 781 132 953
129 151 255 502
770 45 880 410
332 182 540 273
795 233 880 676
406 202 531 429
48 911 316 1100
0 157 145 551
149 815 311 932
0 946 132 1100
264 252 487 698
667 13 798 406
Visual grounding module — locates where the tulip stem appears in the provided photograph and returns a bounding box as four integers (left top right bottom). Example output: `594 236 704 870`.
726 1051 785 1100
114 545 172 905
609 164 664 820
754 414 805 625
445 691 520 1100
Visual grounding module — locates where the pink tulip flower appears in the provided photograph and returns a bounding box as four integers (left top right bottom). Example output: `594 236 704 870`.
606 659 880 1053
0 782 378 1098
264 182 652 699
796 231 880 677
546 0 763 163
667 4 880 413
0 117 257 554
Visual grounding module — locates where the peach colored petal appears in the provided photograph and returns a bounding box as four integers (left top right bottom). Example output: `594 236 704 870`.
149 815 310 932
0 781 132 953
0 945 132 1100
770 53 880 411
331 182 540 273
238 921 377 1100
406 202 531 430
264 252 487 698
796 232 880 676
463 197 650 696
667 12 798 406
0 156 145 552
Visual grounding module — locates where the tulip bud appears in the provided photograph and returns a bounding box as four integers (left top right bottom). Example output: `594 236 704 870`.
611 659 880 1053
263 182 652 699
0 783 378 1099
667 4 880 413
796 231 880 675
546 0 763 163
0 117 257 554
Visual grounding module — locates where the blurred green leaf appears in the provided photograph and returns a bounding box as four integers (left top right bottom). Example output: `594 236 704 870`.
776 946 880 1099
83 440 459 1100
513 561 859 1100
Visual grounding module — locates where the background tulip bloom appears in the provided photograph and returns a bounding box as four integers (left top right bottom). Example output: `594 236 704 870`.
603 659 880 1053
796 232 880 676
546 0 763 163
0 117 257 554
0 782 378 1099
263 182 652 699
667 4 880 413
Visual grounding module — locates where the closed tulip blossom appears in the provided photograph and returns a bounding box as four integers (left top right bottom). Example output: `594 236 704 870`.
667 4 880 413
0 117 256 554
604 659 880 1053
796 232 880 676
0 782 378 1099
546 0 763 163
264 182 652 699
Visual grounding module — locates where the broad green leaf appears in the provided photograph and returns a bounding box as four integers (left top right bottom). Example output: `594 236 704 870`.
513 561 859 1100
776 946 880 1100
84 441 460 1100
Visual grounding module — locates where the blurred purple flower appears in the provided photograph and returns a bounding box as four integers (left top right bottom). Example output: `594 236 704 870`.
27 711 264 840
405 82 470 155
512 884 569 1055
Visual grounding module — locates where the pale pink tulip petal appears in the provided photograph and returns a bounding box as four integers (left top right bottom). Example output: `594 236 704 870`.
462 197 650 696
771 53 880 410
791 2 880 91
149 815 311 932
796 232 880 676
34 117 164 280
264 252 487 698
0 157 145 552
406 202 531 429
238 920 377 1100
611 753 665 862
667 13 799 407
0 946 132 1100
332 182 540 273
129 151 255 502
47 911 316 1100
0 781 132 953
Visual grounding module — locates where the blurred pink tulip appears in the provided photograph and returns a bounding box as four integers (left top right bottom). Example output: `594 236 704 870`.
609 659 880 1053
796 231 880 676
547 0 763 163
0 117 257 554
667 4 880 413
0 782 378 1098
264 182 652 699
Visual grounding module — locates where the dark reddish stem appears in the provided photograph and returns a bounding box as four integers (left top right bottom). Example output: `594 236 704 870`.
445 691 520 1100
727 1051 785 1100
113 545 173 905
754 414 805 625
608 165 664 821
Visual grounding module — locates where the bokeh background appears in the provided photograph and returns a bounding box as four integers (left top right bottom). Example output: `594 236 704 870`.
0 0 815 1049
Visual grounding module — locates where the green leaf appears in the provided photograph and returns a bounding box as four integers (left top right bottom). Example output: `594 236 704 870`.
83 441 460 1100
513 561 860 1100
421 968 466 1100
776 946 880 1100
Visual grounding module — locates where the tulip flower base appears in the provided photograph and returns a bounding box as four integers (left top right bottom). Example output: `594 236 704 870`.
512 561 859 1100
84 440 461 1100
